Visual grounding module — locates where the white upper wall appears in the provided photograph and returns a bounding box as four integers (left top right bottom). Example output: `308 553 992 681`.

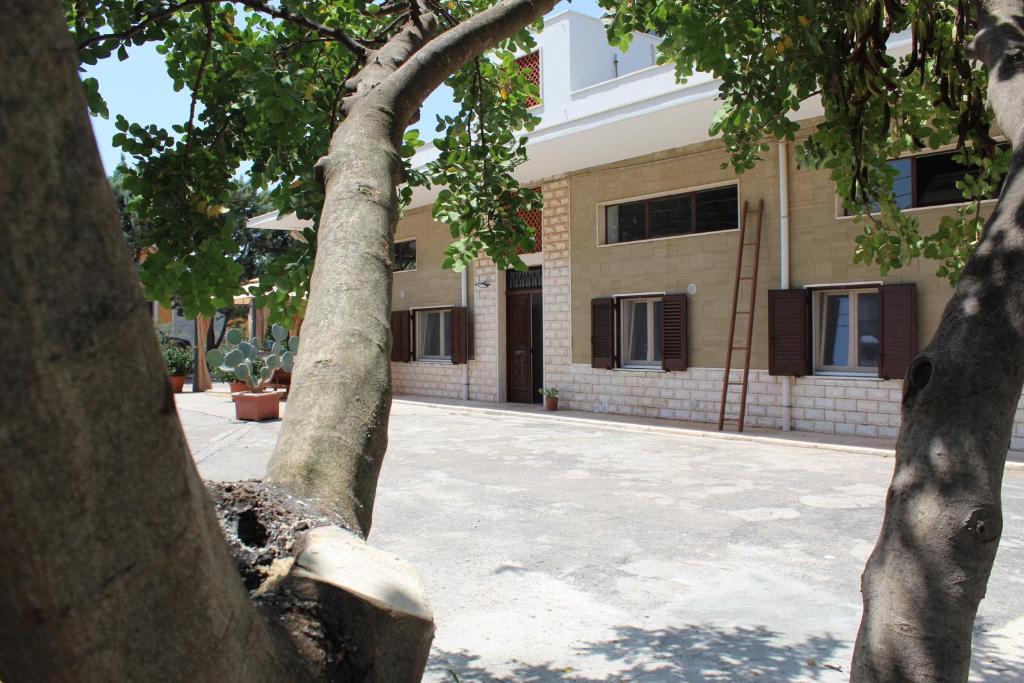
561 12 660 92
406 10 750 208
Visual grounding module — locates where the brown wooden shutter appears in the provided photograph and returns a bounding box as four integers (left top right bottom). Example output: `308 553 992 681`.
768 289 811 376
591 298 615 369
390 310 410 362
449 306 469 365
661 293 688 371
879 284 917 380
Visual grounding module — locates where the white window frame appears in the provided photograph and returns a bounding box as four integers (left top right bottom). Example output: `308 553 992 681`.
414 308 451 362
812 288 880 375
617 296 663 369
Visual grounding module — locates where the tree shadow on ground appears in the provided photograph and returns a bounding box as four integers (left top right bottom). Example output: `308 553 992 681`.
428 623 846 682
970 617 1024 681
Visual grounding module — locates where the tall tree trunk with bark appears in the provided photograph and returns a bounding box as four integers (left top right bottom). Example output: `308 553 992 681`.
852 2 1024 679
3 0 556 678
0 3 302 680
267 0 556 537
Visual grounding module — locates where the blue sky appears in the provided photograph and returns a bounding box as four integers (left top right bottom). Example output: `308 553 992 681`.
87 0 605 174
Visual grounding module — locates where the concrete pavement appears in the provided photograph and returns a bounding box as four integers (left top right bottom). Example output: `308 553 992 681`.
176 391 1024 681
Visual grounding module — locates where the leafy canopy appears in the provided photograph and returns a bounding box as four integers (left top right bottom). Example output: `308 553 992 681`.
604 0 1007 283
70 1 542 322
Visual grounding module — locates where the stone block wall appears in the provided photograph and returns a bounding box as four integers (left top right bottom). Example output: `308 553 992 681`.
543 362 905 438
542 176 573 379
468 259 499 402
392 360 464 399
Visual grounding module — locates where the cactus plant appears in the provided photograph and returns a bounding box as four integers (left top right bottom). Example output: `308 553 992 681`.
207 324 299 392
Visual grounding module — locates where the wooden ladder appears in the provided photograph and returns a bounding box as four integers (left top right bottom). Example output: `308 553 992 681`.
718 199 765 432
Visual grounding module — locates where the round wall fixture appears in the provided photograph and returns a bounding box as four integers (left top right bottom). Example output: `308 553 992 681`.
687 283 697 295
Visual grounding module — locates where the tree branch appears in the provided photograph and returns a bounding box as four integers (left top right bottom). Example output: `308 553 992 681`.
182 6 214 170
236 0 367 60
77 0 368 61
377 0 556 129
76 0 214 50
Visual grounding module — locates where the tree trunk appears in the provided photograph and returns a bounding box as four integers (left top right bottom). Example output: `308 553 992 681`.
267 0 556 537
267 113 403 537
0 3 301 680
852 2 1024 679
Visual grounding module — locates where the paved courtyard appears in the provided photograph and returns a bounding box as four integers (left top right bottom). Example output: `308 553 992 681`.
178 391 1024 681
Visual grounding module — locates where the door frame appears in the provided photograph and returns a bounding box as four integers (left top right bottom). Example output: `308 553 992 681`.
505 287 542 404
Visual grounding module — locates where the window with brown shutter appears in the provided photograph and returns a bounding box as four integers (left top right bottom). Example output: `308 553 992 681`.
591 298 615 369
449 306 469 365
768 289 811 376
390 310 410 362
879 284 918 380
661 293 688 371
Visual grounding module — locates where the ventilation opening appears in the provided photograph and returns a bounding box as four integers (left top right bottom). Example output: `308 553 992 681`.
236 509 268 548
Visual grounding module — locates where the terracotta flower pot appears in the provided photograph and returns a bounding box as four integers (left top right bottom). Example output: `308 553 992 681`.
229 381 248 398
544 397 559 411
169 375 186 393
234 391 281 422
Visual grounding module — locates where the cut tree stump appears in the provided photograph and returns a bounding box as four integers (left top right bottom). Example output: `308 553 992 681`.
207 481 435 682
273 526 436 682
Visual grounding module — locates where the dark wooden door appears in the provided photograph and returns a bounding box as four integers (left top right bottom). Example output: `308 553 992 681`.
507 293 534 403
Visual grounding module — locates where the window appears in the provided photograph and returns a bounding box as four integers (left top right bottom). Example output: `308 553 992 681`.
606 185 738 244
394 239 416 271
415 309 451 360
814 289 880 374
619 297 664 368
592 294 687 371
849 148 1006 213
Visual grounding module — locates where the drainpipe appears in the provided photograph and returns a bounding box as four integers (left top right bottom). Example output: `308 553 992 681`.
461 267 470 401
778 141 792 432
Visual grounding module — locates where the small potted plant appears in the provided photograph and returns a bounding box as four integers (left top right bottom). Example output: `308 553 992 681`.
539 387 559 411
207 325 299 422
162 345 193 393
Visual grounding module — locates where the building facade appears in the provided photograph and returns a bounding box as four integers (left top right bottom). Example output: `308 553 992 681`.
351 11 1024 447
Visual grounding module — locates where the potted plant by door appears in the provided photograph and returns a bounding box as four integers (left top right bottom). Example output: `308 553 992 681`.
539 387 559 411
207 325 299 422
162 345 193 393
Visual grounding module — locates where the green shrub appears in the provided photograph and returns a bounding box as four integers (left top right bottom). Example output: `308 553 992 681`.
210 366 240 383
162 345 194 376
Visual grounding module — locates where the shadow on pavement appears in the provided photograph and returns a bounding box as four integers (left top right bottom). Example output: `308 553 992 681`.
429 623 846 682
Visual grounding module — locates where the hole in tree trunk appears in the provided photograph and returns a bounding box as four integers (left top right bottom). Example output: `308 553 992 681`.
910 358 933 390
904 357 934 408
237 508 269 548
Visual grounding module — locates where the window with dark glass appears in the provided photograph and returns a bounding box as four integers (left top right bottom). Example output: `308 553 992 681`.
605 185 738 244
851 148 1005 214
394 239 416 271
